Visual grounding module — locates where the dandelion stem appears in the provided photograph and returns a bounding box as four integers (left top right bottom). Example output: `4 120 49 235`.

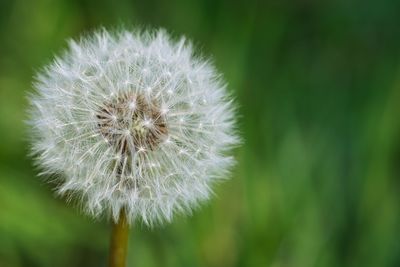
109 207 129 267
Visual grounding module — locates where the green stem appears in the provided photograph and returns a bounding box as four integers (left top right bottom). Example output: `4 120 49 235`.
108 208 129 267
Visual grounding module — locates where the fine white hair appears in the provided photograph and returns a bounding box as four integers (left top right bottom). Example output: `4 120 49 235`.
28 29 239 226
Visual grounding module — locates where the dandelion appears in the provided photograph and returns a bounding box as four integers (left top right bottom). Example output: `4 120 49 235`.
28 28 239 267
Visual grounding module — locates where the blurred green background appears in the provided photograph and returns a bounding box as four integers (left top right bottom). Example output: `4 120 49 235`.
1 0 400 266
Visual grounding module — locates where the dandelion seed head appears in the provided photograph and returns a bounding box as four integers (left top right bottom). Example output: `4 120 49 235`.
28 28 239 226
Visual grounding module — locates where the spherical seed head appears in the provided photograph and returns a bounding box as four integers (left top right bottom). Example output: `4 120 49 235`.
28 29 239 226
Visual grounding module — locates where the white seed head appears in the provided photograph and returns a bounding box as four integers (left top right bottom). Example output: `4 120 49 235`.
28 29 239 226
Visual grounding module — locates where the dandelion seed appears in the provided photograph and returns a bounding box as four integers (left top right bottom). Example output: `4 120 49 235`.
28 28 239 227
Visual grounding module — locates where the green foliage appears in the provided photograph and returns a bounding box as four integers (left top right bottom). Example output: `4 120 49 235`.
0 0 400 266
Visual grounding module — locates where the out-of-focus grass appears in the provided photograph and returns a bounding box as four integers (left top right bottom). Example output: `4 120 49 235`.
0 0 400 266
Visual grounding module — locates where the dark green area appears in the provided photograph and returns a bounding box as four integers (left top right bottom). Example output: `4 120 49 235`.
1 0 400 266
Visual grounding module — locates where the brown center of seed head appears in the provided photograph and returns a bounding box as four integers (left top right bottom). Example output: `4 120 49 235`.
96 92 168 156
